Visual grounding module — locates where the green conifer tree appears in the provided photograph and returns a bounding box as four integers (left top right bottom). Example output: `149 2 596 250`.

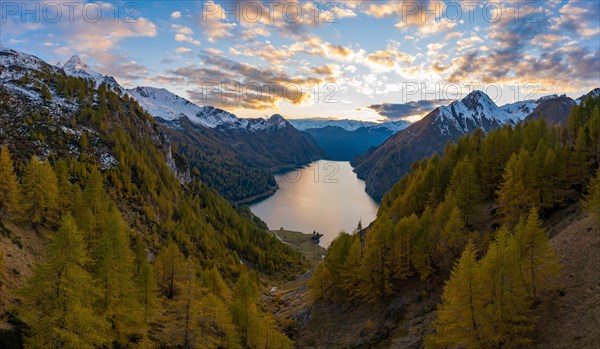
21 156 59 226
0 147 20 219
430 241 483 348
19 215 109 349
94 206 142 345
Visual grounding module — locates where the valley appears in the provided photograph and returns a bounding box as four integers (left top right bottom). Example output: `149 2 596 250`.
1 1 600 347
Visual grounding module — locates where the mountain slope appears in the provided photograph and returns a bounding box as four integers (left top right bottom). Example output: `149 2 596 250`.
303 125 396 161
525 95 577 126
55 59 323 202
353 90 527 198
127 86 237 128
128 86 323 178
289 119 410 161
0 46 308 348
0 46 307 275
62 54 120 88
289 118 409 132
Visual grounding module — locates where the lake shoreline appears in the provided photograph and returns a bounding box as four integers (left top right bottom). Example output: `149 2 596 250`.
234 186 279 206
249 160 379 247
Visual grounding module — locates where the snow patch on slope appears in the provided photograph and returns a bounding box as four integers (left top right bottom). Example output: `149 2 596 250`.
289 118 409 132
501 100 539 120
128 86 292 132
127 86 238 128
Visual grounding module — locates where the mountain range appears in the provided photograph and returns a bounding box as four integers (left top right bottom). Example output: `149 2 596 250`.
127 86 323 171
288 118 409 161
353 89 599 199
57 55 323 202
5 45 597 203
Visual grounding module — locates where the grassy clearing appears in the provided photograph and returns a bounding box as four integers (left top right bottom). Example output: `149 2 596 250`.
269 229 326 266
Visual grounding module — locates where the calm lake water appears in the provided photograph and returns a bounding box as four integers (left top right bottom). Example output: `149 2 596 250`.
249 160 379 247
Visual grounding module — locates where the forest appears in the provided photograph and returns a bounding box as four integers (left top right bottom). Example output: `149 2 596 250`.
309 94 600 347
0 67 310 348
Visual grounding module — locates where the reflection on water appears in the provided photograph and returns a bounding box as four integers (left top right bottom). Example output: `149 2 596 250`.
249 160 379 247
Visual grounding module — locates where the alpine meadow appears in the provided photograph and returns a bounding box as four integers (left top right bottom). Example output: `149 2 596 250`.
0 1 599 349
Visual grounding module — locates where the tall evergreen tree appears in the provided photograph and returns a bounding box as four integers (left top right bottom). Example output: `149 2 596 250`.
93 206 142 345
430 241 483 348
19 215 109 349
497 151 535 225
158 257 204 348
21 156 59 226
75 168 109 248
0 147 20 219
584 167 600 226
137 255 158 326
155 239 186 299
445 157 482 225
478 227 534 347
40 84 52 101
514 208 561 299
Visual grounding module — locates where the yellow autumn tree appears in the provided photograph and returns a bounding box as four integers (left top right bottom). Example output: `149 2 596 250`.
478 227 534 347
430 241 483 348
18 214 109 349
514 208 561 299
21 156 59 227
0 147 20 219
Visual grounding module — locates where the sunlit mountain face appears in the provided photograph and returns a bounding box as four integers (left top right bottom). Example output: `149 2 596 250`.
3 0 598 123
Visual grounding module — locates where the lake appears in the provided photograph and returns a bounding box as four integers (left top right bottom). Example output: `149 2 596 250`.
249 160 379 247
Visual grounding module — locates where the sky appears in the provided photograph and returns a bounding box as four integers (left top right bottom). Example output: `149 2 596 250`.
2 0 599 121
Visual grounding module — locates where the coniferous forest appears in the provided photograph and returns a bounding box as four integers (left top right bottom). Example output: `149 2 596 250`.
2 1 600 348
0 65 307 348
309 95 600 347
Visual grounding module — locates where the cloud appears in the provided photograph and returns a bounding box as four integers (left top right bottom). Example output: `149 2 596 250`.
197 0 357 41
229 42 292 64
241 27 271 40
367 99 452 121
36 3 158 83
363 0 458 36
367 49 415 68
175 47 192 54
161 57 175 64
175 33 201 45
552 1 600 37
531 34 569 49
311 65 335 76
443 0 600 88
171 11 182 19
148 55 326 110
198 0 236 42
289 35 353 60
113 60 149 80
172 25 201 46
455 36 483 52
204 48 223 55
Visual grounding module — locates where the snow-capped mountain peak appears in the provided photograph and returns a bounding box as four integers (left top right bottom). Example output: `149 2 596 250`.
576 88 600 105
537 94 558 102
63 55 90 72
288 118 409 133
127 86 236 128
434 90 532 135
127 86 293 132
61 54 119 88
